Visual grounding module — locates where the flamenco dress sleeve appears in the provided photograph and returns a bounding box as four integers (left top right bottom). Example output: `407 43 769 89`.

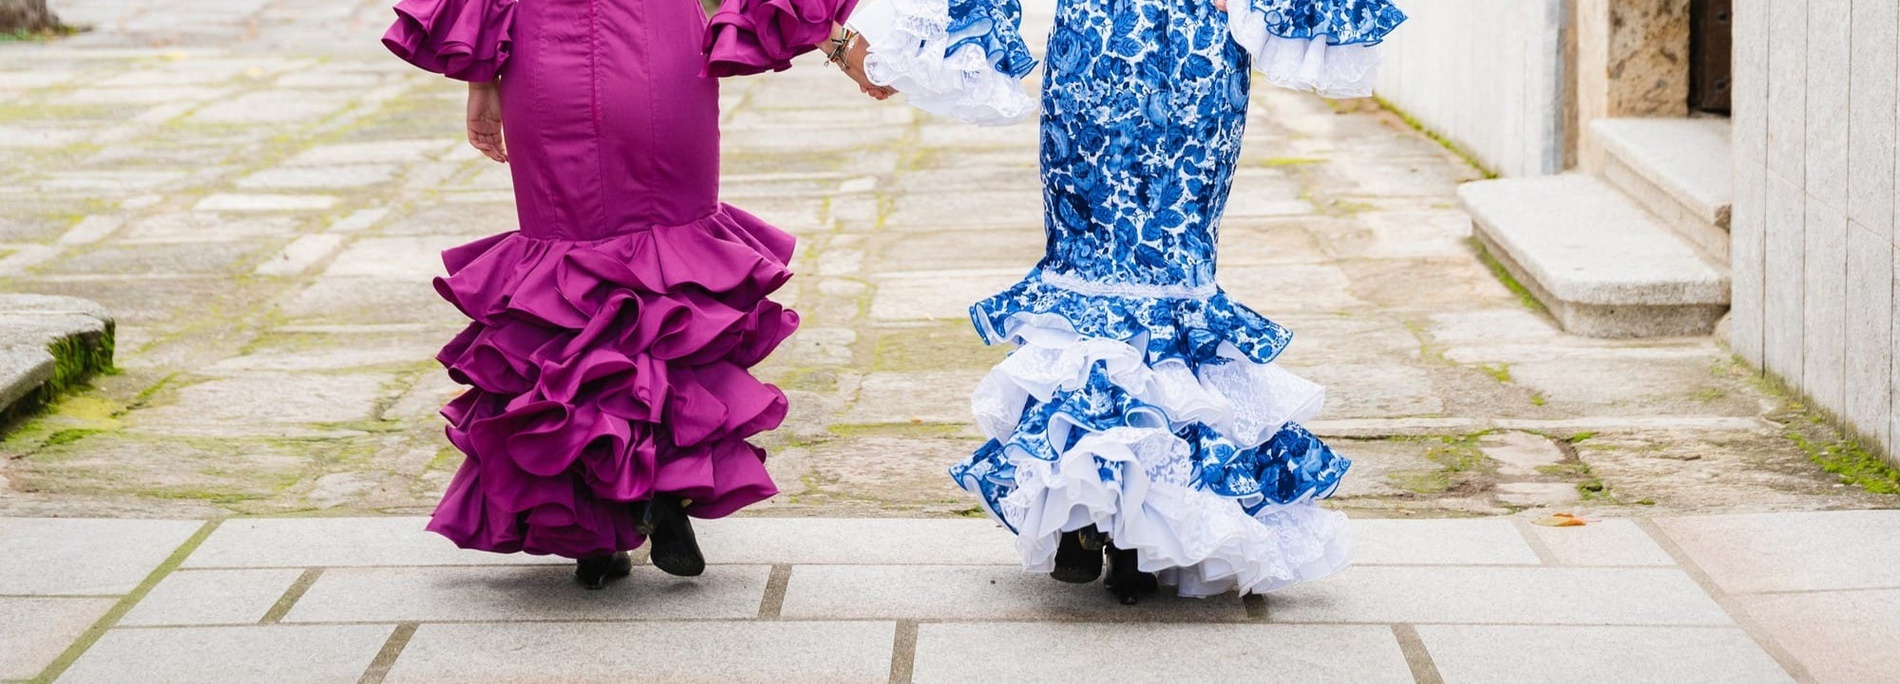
381 0 517 82
848 0 1039 126
704 0 862 77
1229 0 1407 98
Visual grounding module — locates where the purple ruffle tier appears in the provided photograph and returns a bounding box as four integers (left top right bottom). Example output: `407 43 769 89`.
426 205 800 558
382 0 516 82
704 0 862 77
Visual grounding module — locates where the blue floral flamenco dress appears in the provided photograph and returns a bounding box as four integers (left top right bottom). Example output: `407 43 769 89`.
851 0 1405 597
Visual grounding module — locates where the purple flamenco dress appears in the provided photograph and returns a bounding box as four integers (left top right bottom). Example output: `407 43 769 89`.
382 0 854 558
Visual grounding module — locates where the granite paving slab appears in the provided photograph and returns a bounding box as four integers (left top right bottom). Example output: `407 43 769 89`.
385 622 896 683
0 518 201 595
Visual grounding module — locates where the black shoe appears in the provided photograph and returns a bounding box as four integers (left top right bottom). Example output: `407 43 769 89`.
1050 526 1106 584
1104 544 1157 606
638 494 706 577
575 552 632 590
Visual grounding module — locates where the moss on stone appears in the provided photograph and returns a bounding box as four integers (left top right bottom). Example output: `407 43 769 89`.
0 320 115 436
1469 237 1550 315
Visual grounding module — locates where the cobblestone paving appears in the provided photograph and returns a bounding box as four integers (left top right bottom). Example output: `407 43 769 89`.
2 0 1895 522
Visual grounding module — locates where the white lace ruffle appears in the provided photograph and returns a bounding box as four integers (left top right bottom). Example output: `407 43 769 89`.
1001 425 1351 597
1228 8 1384 99
970 325 1325 447
1040 270 1220 300
850 0 1039 126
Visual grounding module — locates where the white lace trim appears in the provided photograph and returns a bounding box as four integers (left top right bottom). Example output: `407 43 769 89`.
1229 8 1384 99
850 0 1038 126
997 425 1351 597
1038 271 1219 300
971 326 1325 447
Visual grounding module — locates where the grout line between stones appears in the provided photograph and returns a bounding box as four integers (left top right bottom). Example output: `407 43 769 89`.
1634 518 1816 683
30 519 222 684
1390 624 1444 684
260 567 324 624
355 622 418 684
757 564 792 619
887 620 919 684
1509 517 1562 565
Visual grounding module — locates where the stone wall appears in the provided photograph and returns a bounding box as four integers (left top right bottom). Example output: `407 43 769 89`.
1374 0 1570 177
1729 0 1898 462
1575 0 1693 169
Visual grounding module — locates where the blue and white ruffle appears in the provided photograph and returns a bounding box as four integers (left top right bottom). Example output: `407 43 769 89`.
969 269 1296 370
1230 0 1407 98
850 0 1039 125
953 272 1352 597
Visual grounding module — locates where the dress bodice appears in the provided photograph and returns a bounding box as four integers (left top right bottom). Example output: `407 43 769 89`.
1034 0 1250 291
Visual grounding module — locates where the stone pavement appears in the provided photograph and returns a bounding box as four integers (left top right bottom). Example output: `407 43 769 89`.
2 0 1891 521
2 0 1899 681
2 512 1897 682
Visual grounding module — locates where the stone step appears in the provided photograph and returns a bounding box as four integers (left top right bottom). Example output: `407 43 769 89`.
1591 117 1734 264
1459 174 1730 338
0 295 115 425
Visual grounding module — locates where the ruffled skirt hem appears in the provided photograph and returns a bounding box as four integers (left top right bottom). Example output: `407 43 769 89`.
955 282 1352 596
427 204 798 558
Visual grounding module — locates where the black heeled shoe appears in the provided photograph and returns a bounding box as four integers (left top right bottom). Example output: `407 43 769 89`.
1050 525 1106 584
638 494 705 577
575 552 632 590
1104 544 1158 605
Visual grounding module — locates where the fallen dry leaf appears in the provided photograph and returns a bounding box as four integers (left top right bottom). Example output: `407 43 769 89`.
1531 513 1588 527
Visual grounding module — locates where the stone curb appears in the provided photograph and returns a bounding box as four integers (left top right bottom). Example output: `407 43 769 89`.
0 294 116 426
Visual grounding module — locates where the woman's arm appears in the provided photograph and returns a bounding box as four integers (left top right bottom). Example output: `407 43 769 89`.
466 80 507 163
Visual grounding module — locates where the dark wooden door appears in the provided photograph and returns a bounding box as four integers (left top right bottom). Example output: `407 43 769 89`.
1691 0 1733 114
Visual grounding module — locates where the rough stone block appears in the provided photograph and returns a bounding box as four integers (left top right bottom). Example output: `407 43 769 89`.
0 518 202 595
60 625 393 684
386 622 895 683
1269 566 1731 625
781 565 1245 621
321 236 464 279
1351 519 1541 566
868 269 1024 321
1730 156 1768 366
1763 173 1806 388
1731 0 1768 164
1655 510 1900 593
1737 589 1900 684
1801 200 1848 416
119 569 303 626
0 346 54 411
1460 175 1729 337
194 194 338 212
285 565 770 622
184 517 564 568
914 623 1411 683
1592 118 1733 229
1765 0 1807 185
130 372 393 433
1845 224 1894 453
1848 0 1898 236
1419 625 1790 684
694 518 1019 565
0 597 116 680
1804 0 1853 210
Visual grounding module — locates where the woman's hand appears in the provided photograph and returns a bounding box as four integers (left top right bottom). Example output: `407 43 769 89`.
830 29 894 100
467 80 507 163
1214 0 1228 10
